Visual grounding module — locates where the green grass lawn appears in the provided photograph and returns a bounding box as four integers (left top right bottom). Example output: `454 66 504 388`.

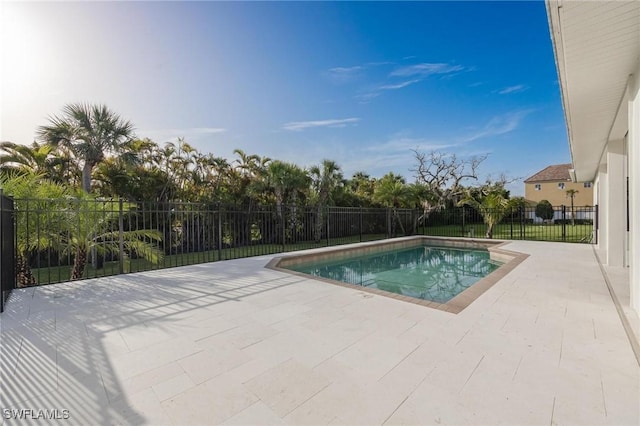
31 224 592 286
421 222 594 243
32 233 389 285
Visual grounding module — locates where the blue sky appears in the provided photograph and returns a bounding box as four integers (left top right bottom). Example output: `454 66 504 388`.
1 1 568 196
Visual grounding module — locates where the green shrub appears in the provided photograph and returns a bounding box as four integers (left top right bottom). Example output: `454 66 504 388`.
535 200 554 221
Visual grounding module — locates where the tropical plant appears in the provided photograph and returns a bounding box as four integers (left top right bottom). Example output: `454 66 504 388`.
509 196 529 210
309 160 343 242
458 184 515 238
347 171 377 206
37 103 135 193
57 192 164 280
535 199 554 222
265 161 310 242
565 189 579 226
0 173 69 286
374 173 413 236
374 173 411 208
0 141 57 177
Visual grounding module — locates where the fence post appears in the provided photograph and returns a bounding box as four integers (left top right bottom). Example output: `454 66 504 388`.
562 205 566 241
118 199 124 274
326 207 330 247
461 206 465 237
282 207 287 252
520 206 524 240
0 190 15 313
386 208 391 238
218 205 223 260
595 204 599 245
510 207 514 240
0 190 5 312
359 207 363 242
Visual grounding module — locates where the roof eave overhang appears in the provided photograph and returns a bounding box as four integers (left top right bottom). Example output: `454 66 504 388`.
546 0 577 176
546 0 640 183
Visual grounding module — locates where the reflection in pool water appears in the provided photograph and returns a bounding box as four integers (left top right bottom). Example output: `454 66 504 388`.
288 245 502 303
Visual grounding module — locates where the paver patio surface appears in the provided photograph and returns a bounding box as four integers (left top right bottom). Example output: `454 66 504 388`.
1 240 638 425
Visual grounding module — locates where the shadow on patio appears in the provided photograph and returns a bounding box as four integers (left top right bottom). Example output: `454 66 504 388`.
0 256 301 425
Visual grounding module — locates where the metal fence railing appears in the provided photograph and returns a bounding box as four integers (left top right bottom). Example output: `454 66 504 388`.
0 199 597 297
7 200 418 288
420 205 597 243
0 191 15 312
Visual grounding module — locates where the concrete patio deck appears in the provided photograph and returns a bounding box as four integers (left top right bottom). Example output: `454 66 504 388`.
1 240 638 425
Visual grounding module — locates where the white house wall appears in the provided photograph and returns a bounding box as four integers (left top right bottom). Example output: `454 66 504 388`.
606 139 626 267
596 163 608 254
628 71 640 312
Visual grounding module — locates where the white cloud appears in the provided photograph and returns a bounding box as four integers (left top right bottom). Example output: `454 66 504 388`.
355 92 381 104
325 66 364 83
390 63 464 78
459 110 532 143
379 79 421 90
325 62 393 84
366 136 453 153
354 62 465 103
282 117 360 131
357 79 421 103
191 127 226 134
329 66 363 74
497 84 528 95
138 127 226 141
340 151 416 179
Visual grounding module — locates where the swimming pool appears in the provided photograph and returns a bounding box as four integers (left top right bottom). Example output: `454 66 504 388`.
286 245 502 304
269 236 528 313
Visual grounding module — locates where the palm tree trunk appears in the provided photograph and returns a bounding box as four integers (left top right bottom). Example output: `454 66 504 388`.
71 247 88 280
16 254 36 287
486 223 494 239
275 191 284 245
81 162 93 193
393 209 406 236
314 206 323 243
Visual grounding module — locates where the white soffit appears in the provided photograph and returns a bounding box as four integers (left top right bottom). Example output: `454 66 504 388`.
546 0 640 182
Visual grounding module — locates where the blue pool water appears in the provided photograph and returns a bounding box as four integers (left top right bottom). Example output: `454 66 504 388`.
288 245 503 303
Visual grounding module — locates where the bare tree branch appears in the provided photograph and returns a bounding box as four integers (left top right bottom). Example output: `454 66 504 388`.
410 149 488 210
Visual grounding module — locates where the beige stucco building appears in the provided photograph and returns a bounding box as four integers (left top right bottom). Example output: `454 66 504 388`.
524 163 593 206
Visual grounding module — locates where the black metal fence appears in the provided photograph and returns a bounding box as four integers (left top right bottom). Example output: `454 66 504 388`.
8 199 418 288
0 191 15 312
0 198 596 295
420 205 597 243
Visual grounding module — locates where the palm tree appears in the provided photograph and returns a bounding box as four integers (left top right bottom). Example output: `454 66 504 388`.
58 192 164 280
0 173 69 287
374 173 411 207
374 173 412 236
233 149 261 178
565 189 579 226
348 171 376 204
458 185 514 239
266 161 309 243
37 103 135 193
309 160 343 242
0 141 57 177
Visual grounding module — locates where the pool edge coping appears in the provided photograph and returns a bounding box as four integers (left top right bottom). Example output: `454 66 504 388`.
265 236 529 314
